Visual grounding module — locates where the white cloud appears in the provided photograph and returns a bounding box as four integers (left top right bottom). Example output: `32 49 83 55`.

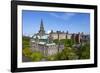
47 30 51 34
49 12 76 20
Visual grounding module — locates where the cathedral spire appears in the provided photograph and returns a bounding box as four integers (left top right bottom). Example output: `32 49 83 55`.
38 19 45 36
40 19 44 31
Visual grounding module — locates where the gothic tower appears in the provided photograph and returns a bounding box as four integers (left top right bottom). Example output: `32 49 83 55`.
38 20 45 36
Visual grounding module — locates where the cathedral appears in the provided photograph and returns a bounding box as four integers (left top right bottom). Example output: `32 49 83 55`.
30 20 90 56
30 20 64 56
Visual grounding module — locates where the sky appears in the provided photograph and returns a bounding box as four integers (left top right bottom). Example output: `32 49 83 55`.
22 10 90 36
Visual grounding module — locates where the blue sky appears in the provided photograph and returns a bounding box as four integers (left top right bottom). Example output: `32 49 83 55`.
22 10 90 36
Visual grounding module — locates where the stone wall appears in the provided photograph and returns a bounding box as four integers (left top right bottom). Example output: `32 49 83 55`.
59 34 66 40
50 33 58 39
47 45 58 56
30 40 64 56
66 34 72 39
51 33 72 40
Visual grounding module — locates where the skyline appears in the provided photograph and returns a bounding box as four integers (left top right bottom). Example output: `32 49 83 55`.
22 10 90 37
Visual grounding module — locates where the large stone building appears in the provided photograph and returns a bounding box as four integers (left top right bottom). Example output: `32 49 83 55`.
30 20 64 56
30 20 90 56
50 30 72 40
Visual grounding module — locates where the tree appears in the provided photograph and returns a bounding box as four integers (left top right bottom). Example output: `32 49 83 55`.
22 36 30 49
53 39 59 44
30 52 43 61
46 55 56 61
74 43 90 59
80 43 90 59
54 47 78 60
23 48 32 57
54 39 73 47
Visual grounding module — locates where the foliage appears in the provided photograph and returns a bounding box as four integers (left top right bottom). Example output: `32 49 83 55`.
60 39 74 47
46 55 56 61
80 43 90 59
23 48 44 61
55 47 78 60
22 36 30 49
53 39 59 44
53 39 74 47
30 52 43 61
22 36 90 61
23 48 32 58
73 43 90 59
52 39 90 60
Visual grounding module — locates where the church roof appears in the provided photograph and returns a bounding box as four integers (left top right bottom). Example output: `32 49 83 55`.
38 42 46 45
38 41 56 46
40 35 49 39
46 43 56 46
32 34 49 39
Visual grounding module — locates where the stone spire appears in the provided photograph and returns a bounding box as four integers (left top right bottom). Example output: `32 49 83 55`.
38 19 45 36
40 20 44 31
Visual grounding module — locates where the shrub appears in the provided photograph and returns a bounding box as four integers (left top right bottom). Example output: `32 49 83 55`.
22 36 30 49
80 43 90 59
46 55 56 61
30 52 43 61
23 48 32 57
55 47 78 60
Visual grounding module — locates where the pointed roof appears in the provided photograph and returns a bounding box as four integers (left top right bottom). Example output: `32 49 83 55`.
40 19 44 29
38 19 45 36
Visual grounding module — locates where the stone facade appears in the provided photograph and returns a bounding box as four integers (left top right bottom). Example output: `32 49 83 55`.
50 31 72 40
30 20 64 56
30 20 90 56
30 38 64 56
50 30 82 41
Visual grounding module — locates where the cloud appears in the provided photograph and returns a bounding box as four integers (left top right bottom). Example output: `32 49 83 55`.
49 13 60 18
49 12 76 20
47 30 51 34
